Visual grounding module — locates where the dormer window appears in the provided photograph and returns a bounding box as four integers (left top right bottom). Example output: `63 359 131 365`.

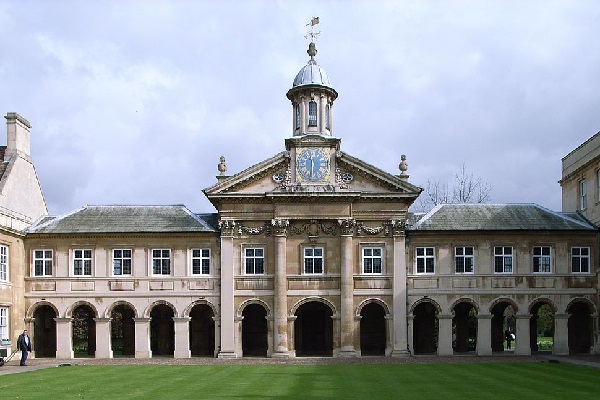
295 104 300 130
325 104 330 130
308 101 317 127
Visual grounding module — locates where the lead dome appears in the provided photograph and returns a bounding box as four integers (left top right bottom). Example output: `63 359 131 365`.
291 42 334 89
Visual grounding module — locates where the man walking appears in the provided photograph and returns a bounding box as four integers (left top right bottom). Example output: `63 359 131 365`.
16 329 31 366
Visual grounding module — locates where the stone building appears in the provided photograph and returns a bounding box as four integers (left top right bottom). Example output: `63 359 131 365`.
0 113 47 359
1 40 599 359
560 132 600 225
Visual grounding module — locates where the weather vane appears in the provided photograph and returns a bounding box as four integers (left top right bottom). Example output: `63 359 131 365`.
304 16 320 42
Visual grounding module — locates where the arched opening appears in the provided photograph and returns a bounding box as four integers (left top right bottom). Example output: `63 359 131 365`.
308 101 318 127
453 302 477 353
568 301 592 354
33 305 57 358
491 302 515 352
111 304 135 357
241 303 268 357
360 302 386 356
413 302 438 354
529 302 554 352
294 301 333 357
72 304 96 357
150 304 174 356
190 304 215 357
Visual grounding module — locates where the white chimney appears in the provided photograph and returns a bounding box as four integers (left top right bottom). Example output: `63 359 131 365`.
5 112 31 160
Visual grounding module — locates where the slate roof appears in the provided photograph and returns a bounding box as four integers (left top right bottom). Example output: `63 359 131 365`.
410 204 597 231
27 205 219 234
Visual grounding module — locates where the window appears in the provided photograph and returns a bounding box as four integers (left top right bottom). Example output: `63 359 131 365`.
455 246 474 273
34 250 53 276
192 249 210 275
0 307 7 341
295 104 300 130
325 104 330 130
0 245 7 281
73 249 92 276
245 248 264 274
152 249 171 275
308 101 317 127
533 246 551 273
494 246 513 273
580 179 587 210
304 247 324 274
416 247 435 274
113 249 132 276
571 247 590 273
362 247 383 274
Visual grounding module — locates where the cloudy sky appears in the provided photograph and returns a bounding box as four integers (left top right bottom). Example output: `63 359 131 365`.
1 1 599 215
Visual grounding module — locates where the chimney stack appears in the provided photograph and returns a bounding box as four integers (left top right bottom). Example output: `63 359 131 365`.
5 112 31 161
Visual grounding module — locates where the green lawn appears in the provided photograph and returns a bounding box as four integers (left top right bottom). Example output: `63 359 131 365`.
1 362 598 399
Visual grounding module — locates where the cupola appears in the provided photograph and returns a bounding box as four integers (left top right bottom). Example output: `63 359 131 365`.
286 41 338 137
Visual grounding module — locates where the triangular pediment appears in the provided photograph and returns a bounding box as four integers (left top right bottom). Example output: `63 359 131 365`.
203 152 290 195
203 149 422 207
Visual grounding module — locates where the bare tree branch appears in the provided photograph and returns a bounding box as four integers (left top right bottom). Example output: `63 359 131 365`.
412 161 492 213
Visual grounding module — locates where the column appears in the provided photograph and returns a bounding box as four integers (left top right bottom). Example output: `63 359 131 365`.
218 220 237 358
94 318 113 359
272 219 290 357
300 97 307 133
212 316 221 357
173 317 191 358
234 316 243 356
391 222 410 357
385 315 393 356
54 318 73 359
288 316 297 357
437 315 453 356
332 313 341 355
133 317 151 358
353 315 362 355
476 314 492 356
319 94 326 134
407 315 414 355
339 219 357 357
514 314 531 355
553 314 569 355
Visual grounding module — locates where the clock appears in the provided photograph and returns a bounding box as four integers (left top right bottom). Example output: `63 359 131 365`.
297 148 330 182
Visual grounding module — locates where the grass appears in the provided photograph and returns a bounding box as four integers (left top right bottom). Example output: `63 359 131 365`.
1 362 599 399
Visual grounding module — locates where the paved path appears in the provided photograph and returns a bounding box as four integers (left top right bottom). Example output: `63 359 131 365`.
2 354 600 376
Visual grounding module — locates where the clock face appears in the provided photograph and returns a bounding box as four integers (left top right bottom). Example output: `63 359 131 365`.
297 148 330 182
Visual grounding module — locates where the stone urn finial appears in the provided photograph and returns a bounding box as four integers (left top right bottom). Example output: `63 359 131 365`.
399 154 409 181
218 156 227 176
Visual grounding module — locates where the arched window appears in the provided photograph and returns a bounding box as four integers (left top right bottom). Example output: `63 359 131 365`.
325 104 330 130
308 101 317 127
295 104 300 130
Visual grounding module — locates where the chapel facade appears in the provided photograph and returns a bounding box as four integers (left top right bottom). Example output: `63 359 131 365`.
0 39 598 360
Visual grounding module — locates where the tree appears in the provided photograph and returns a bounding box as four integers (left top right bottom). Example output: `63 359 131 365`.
414 161 492 212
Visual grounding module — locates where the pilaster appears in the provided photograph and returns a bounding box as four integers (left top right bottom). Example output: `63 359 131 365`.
54 318 74 359
553 314 569 355
173 317 191 358
133 317 151 358
218 219 237 358
391 224 410 357
272 218 290 358
94 318 113 359
437 314 454 356
339 218 357 357
476 314 493 356
514 314 532 355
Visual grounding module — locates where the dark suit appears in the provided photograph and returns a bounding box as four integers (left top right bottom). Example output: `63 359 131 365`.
16 333 31 366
